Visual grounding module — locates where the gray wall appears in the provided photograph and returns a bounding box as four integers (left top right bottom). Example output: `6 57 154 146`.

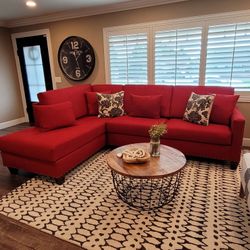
0 27 24 123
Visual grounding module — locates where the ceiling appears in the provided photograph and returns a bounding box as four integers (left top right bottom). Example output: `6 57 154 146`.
0 0 188 27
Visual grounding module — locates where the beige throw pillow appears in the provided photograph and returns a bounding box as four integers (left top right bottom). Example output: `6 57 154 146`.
97 91 125 118
183 92 215 126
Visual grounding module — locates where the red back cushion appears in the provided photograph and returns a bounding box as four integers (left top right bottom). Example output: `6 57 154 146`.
85 91 111 115
124 85 173 117
171 86 234 118
91 84 124 93
210 94 239 125
128 94 162 118
38 84 91 118
33 102 75 130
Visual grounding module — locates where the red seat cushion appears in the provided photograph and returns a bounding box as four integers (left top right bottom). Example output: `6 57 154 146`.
85 91 111 115
164 119 231 145
106 115 168 137
128 94 162 118
210 94 239 125
0 117 106 162
38 84 91 118
33 102 75 130
170 86 234 118
123 85 173 117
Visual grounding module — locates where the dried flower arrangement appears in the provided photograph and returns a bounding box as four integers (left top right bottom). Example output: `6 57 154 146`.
148 122 168 141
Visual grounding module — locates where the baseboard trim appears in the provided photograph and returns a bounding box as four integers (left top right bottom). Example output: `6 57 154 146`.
0 117 26 129
243 138 250 147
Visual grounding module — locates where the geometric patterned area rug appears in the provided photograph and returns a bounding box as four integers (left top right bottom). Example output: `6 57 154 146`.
0 150 249 250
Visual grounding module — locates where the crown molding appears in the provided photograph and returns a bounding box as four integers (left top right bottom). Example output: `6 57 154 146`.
5 0 188 28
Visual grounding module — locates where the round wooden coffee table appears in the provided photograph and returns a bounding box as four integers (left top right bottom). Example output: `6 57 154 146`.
106 143 186 210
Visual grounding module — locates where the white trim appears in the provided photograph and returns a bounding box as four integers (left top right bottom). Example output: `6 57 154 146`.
104 25 151 36
103 9 250 33
5 0 187 28
199 25 208 86
238 95 250 103
11 29 57 120
11 34 29 121
2 3 250 29
103 29 110 83
0 117 26 130
148 27 154 84
45 31 57 91
243 138 250 147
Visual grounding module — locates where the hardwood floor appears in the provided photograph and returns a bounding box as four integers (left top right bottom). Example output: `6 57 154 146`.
0 123 30 136
0 214 81 250
0 124 81 250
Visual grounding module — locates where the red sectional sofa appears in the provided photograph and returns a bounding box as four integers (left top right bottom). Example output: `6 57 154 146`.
0 84 245 184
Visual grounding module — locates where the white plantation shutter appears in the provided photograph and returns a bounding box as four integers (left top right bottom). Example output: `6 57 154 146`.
155 27 202 85
108 33 148 84
104 13 250 96
205 22 250 91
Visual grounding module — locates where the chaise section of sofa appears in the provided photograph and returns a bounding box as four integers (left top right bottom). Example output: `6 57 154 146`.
0 85 107 184
0 116 106 184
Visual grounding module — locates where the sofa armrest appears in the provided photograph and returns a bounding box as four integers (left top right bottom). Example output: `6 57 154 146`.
231 107 245 129
230 107 245 163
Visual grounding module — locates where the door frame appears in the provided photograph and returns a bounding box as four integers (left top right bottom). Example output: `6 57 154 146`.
11 29 57 121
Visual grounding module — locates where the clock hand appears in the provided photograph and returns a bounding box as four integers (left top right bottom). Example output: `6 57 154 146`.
70 51 80 69
75 51 83 61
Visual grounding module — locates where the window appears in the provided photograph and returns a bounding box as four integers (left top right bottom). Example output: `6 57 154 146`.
103 10 250 97
108 33 148 84
205 22 250 91
155 27 202 85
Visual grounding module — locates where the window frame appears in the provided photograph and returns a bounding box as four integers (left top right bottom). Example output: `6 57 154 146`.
103 9 250 102
153 24 203 86
103 26 150 84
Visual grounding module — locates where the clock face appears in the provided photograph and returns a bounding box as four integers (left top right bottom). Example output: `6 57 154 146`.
58 36 95 81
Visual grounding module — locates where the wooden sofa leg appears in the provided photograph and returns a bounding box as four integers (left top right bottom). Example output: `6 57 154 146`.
55 176 65 185
230 161 238 170
8 167 18 175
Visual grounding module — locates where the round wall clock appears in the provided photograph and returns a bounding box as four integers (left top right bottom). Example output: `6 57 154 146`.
58 36 95 81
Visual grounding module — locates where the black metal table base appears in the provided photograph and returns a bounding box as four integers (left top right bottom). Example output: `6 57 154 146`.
111 170 183 210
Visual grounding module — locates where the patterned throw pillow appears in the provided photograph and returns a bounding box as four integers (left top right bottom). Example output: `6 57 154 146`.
183 92 215 126
97 91 125 118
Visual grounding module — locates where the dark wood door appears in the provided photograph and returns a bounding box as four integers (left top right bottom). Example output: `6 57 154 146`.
16 35 53 123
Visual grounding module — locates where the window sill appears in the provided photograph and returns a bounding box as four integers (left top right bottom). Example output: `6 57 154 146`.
238 95 250 103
